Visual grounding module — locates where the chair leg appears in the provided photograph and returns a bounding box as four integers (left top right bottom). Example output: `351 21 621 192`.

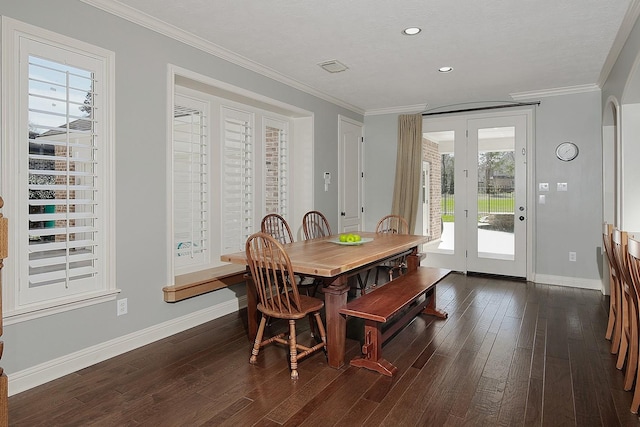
617 330 628 370
632 355 640 413
606 286 617 340
624 307 639 391
250 315 267 364
612 287 623 354
288 320 299 380
308 313 316 338
314 312 327 349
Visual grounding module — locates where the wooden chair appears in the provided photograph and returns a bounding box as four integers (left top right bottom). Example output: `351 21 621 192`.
604 223 623 353
612 228 637 391
626 236 640 413
303 210 332 239
261 213 294 244
376 214 409 235
245 232 327 379
374 214 410 283
261 213 316 296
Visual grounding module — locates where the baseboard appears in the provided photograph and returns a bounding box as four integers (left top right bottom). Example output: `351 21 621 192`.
533 274 604 292
8 295 247 396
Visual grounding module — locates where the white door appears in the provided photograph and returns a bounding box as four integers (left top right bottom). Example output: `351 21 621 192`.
338 116 364 232
422 111 530 278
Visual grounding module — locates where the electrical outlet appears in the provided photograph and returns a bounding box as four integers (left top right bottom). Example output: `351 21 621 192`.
569 252 576 262
117 298 128 316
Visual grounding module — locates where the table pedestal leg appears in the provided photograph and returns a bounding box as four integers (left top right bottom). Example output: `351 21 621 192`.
323 276 350 368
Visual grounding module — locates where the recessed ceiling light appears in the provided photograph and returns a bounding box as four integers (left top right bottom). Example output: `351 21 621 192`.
438 66 453 73
318 60 349 73
402 27 422 36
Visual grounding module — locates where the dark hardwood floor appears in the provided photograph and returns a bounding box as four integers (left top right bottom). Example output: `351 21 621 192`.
8 273 640 426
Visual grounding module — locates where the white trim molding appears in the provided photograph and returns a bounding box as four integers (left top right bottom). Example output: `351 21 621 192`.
511 84 600 100
533 274 603 293
80 0 364 115
8 296 247 396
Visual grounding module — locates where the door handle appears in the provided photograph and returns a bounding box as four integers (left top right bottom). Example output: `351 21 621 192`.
341 212 346 216
519 216 525 221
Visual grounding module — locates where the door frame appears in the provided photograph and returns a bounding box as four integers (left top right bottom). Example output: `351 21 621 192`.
422 108 534 281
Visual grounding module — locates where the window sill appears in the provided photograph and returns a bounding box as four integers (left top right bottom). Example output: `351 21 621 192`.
163 264 246 302
3 290 120 325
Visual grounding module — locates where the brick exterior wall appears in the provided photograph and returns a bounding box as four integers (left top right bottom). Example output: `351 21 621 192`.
423 138 441 241
264 126 282 215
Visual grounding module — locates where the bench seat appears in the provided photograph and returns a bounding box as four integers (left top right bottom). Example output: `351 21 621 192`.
339 266 450 376
163 264 246 302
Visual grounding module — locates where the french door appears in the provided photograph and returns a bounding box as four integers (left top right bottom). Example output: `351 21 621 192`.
422 111 530 278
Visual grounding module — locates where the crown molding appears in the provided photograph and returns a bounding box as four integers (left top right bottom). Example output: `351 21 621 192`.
80 0 365 115
598 0 640 86
510 84 600 100
364 104 428 116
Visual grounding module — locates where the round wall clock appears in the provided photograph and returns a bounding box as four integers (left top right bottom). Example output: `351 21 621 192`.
556 142 579 161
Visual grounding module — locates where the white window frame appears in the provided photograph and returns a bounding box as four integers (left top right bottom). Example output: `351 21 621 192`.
1 17 117 324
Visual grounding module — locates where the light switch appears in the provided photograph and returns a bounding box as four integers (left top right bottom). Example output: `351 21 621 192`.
539 194 546 204
539 182 549 191
557 182 568 191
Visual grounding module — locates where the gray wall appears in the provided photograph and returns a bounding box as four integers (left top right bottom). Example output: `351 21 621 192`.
364 90 604 284
602 12 640 232
0 0 361 379
533 91 603 281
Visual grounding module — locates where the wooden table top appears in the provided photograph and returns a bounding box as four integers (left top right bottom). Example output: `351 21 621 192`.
220 231 429 277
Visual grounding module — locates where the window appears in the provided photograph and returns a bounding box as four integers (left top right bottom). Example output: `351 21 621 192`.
170 80 297 278
173 95 210 273
2 18 116 321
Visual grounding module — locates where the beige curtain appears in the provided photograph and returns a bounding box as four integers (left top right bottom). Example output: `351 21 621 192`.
391 113 423 233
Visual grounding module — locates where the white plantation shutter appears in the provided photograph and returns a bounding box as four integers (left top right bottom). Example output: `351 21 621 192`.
21 43 106 305
173 96 209 271
222 107 254 253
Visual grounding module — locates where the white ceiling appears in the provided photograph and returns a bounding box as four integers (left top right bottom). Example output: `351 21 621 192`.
85 0 638 114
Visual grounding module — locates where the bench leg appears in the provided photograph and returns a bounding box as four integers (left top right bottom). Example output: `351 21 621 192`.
349 320 398 376
422 288 448 319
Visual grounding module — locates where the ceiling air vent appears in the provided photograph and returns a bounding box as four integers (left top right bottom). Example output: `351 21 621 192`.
318 60 348 73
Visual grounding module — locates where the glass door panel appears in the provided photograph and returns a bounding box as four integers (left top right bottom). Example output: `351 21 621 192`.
422 120 468 273
476 126 515 260
467 115 527 277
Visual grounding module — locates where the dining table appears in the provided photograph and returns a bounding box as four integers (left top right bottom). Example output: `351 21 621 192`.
220 231 439 369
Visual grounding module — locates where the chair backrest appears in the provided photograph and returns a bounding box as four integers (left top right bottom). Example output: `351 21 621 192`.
603 223 616 275
245 232 302 314
376 214 409 235
261 213 294 245
627 236 640 294
612 228 629 284
303 210 332 239
611 228 629 277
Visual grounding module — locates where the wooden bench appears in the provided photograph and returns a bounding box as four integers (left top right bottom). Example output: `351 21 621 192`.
162 264 246 302
339 267 450 376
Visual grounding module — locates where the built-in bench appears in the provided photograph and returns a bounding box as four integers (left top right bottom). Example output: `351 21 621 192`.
162 264 246 302
339 266 450 376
